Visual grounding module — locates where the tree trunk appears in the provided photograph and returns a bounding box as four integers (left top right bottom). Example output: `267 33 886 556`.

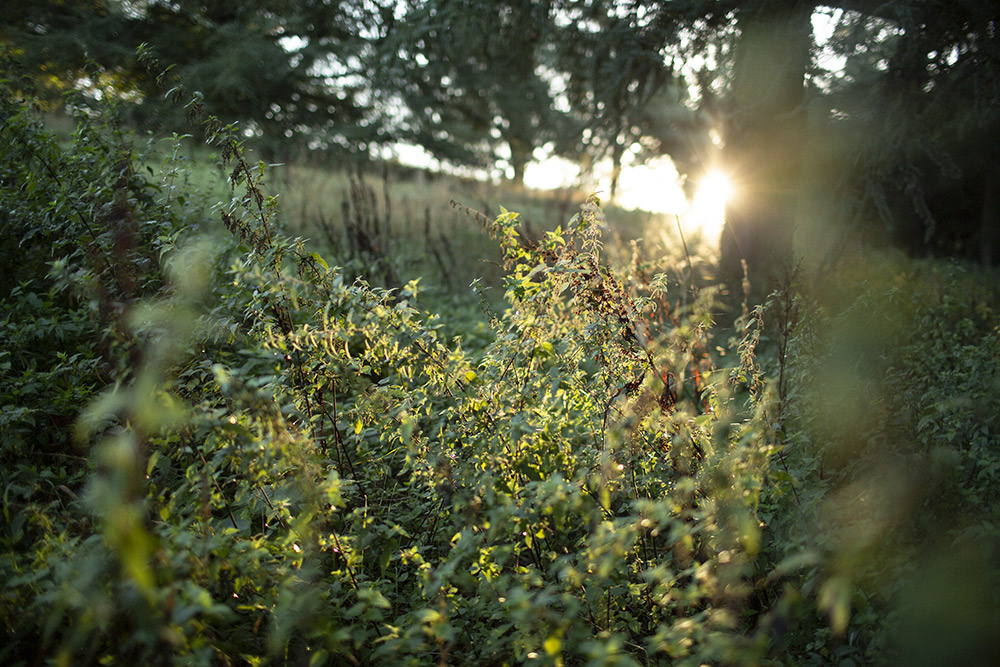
508 136 531 188
609 139 624 200
719 2 813 297
511 159 527 188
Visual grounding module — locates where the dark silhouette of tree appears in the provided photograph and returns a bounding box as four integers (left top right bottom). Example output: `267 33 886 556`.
559 0 1000 292
720 1 812 291
374 0 579 185
1 0 379 157
555 2 679 198
820 1 1000 264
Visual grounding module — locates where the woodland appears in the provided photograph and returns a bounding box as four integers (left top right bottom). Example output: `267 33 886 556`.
2 1 1000 665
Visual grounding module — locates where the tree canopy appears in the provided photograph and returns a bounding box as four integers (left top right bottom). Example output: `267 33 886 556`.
1 0 380 157
373 0 582 185
603 0 996 284
3 0 998 273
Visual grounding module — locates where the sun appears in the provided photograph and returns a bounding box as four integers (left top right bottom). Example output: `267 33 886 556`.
613 156 687 215
612 159 734 243
524 154 734 245
697 169 733 204
686 169 733 241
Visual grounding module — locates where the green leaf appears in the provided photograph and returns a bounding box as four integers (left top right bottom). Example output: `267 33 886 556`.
310 252 329 270
819 576 853 636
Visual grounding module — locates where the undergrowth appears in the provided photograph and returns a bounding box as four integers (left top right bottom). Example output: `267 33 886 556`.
3 73 1000 666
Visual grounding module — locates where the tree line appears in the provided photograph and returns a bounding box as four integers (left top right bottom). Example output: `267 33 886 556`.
3 0 998 287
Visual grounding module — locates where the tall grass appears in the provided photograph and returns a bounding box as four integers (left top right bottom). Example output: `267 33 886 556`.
269 159 690 300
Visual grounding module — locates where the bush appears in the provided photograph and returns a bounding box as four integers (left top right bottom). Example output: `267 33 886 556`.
760 257 1000 664
1 84 791 665
6 75 999 666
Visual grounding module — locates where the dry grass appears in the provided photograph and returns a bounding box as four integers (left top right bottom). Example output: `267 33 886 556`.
268 159 694 297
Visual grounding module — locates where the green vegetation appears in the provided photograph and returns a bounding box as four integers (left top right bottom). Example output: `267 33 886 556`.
268 158 668 302
3 2 1000 662
4 57 1000 666
7 0 998 289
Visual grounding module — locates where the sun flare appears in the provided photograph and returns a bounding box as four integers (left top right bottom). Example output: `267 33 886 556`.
697 169 734 204
611 159 734 243
613 156 686 216
525 154 734 245
686 169 733 241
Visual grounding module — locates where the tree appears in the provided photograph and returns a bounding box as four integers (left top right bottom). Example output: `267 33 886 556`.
558 0 1000 292
555 1 677 198
0 1 140 104
375 0 579 185
719 1 812 290
554 0 806 290
1 0 379 158
820 1 1000 264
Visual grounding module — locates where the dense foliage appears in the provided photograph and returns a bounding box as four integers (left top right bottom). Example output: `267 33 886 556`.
0 0 378 157
373 0 580 185
5 1 998 274
3 84 1000 665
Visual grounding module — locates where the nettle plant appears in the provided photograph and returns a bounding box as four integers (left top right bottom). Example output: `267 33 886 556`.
183 152 781 663
2 79 786 665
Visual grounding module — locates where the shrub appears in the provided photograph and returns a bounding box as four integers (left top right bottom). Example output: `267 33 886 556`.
1 83 788 665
